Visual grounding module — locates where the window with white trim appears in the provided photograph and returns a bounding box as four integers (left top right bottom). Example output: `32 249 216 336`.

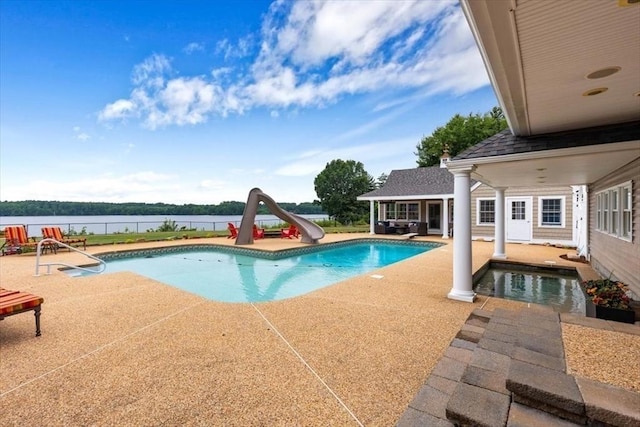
384 202 419 221
383 203 396 220
596 181 632 241
622 185 632 239
477 198 495 225
538 196 565 227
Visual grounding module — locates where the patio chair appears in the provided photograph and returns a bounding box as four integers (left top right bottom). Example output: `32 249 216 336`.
1 225 41 255
253 224 265 239
0 287 44 336
227 223 239 239
280 224 300 239
41 226 86 250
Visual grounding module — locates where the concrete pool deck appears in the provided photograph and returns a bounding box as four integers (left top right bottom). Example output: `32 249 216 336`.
1 234 638 425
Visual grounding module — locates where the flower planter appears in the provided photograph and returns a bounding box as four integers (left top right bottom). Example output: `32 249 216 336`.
585 297 636 323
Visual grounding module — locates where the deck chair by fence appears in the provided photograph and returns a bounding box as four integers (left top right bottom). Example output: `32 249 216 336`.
280 224 300 239
253 224 265 239
0 287 44 336
227 223 239 239
2 225 40 255
41 226 86 250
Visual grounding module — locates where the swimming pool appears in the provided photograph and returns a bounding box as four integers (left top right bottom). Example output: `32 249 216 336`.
474 262 585 314
77 240 441 303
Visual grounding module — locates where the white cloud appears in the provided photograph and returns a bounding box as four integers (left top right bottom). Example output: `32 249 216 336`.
98 99 137 121
184 42 204 54
72 126 91 141
131 53 172 87
98 0 488 129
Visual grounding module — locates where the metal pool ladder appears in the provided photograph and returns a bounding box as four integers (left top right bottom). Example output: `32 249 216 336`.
35 238 106 276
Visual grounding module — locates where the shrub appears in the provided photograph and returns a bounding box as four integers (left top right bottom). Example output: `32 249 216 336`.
584 279 631 310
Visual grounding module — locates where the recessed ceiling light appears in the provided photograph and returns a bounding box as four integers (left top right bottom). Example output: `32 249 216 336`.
583 88 608 96
586 67 621 79
536 168 546 171
635 91 640 97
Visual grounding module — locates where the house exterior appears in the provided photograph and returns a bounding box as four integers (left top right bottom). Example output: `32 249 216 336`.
357 160 474 238
358 165 578 246
471 184 577 246
445 0 640 302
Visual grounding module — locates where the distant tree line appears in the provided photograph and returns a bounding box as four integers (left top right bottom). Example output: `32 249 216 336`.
0 200 325 216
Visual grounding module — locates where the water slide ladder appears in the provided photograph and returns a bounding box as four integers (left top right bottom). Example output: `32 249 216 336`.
34 238 106 276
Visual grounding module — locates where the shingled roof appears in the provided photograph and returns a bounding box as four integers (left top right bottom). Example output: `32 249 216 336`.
358 166 476 199
453 120 640 161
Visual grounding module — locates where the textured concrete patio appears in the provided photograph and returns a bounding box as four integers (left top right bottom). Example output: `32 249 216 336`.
1 234 638 425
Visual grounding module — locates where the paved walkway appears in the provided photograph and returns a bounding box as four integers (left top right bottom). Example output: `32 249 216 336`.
397 305 640 426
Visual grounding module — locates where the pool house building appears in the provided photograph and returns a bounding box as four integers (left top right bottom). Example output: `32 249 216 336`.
357 156 470 239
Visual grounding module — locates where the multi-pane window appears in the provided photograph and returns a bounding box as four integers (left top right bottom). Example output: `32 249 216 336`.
596 193 602 230
611 189 619 235
539 197 564 227
397 203 407 220
477 199 495 225
384 203 396 220
622 186 632 239
596 181 633 241
407 203 419 221
512 201 526 220
384 202 419 221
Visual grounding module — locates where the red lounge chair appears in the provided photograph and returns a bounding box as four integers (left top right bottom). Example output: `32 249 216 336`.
0 287 44 336
41 226 86 250
227 223 239 239
280 224 300 239
253 224 265 239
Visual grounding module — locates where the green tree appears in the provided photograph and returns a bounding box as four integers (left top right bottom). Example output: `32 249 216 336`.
314 159 374 224
415 106 508 167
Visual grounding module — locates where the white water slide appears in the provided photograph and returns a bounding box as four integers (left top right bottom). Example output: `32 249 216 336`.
236 188 325 245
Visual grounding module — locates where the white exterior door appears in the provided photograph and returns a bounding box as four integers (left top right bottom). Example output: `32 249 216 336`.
507 197 532 241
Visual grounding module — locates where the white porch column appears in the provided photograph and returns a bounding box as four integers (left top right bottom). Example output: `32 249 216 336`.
447 166 476 302
493 187 507 259
442 197 450 239
369 200 375 235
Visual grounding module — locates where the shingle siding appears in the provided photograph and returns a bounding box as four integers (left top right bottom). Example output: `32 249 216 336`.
588 158 640 296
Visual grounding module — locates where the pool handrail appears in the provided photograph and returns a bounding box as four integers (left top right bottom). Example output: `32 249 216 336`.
35 238 106 276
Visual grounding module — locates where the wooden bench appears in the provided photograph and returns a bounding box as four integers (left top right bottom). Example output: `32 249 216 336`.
0 288 44 336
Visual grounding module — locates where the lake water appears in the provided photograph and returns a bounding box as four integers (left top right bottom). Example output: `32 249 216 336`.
0 214 329 236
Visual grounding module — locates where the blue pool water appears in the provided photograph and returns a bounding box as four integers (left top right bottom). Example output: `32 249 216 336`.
76 241 439 303
474 266 585 314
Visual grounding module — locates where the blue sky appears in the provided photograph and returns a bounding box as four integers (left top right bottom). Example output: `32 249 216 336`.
0 0 498 205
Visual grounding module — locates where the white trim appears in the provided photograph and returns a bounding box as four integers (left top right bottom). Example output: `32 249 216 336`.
357 193 454 201
595 180 633 242
476 197 496 226
383 201 421 222
537 196 566 228
506 196 533 242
